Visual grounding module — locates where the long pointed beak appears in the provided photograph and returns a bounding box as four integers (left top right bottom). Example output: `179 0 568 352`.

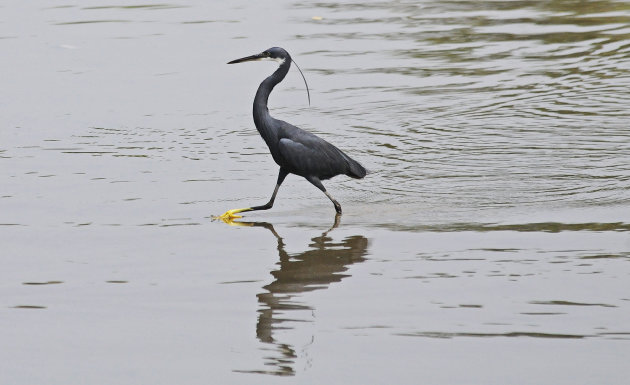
227 52 264 64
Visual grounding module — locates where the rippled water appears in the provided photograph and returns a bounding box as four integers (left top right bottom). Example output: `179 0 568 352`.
300 1 630 220
2 1 630 384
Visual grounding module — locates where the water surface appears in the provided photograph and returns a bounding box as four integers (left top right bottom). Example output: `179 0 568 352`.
1 1 629 384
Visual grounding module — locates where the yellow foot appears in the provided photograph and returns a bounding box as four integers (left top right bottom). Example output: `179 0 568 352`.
212 208 251 222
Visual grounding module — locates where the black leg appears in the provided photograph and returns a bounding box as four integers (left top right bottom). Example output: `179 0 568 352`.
305 176 342 214
251 168 288 211
216 168 289 221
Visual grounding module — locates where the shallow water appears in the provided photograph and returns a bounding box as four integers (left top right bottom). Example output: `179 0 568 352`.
2 1 630 384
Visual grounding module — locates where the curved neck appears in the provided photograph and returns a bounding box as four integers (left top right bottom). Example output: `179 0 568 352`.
253 59 291 123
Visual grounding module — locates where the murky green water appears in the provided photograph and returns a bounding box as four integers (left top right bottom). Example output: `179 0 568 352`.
2 1 630 383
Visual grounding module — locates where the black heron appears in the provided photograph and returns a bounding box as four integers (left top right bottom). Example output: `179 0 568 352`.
217 47 366 220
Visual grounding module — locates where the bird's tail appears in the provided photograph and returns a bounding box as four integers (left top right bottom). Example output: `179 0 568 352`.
346 157 367 179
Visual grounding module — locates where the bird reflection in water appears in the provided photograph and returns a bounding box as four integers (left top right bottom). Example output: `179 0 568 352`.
232 216 369 376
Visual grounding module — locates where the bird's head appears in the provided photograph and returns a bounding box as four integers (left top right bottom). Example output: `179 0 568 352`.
227 46 310 105
228 47 290 65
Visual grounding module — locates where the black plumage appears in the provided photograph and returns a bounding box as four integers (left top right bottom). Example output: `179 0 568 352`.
218 47 365 220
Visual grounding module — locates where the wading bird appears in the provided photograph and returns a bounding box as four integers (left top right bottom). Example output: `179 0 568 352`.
216 47 366 220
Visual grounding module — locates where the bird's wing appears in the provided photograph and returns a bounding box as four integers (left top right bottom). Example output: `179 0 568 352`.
277 136 344 179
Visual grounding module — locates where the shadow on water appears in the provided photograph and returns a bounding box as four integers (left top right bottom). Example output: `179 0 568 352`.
230 216 369 376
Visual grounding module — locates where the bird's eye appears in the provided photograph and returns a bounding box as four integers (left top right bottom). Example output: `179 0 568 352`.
263 51 270 57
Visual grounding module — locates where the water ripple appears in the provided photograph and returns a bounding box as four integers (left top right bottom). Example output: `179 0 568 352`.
296 0 630 212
